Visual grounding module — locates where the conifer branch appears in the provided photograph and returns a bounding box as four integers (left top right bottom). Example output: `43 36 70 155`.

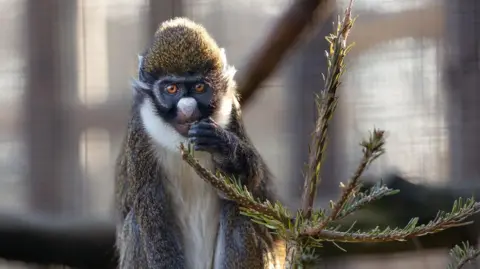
300 0 356 220
302 197 480 242
448 242 480 269
311 128 386 233
179 143 293 232
336 180 399 220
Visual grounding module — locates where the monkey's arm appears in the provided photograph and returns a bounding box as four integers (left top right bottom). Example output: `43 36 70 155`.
130 182 185 269
117 143 185 269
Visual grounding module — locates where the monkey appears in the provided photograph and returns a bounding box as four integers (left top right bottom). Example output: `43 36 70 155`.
115 17 280 269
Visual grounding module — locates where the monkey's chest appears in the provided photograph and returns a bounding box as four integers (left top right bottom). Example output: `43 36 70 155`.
164 153 221 269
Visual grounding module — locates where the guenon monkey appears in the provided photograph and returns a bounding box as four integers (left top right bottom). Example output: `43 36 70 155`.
115 17 279 269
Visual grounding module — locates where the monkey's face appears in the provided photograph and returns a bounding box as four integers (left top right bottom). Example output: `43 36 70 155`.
154 75 215 136
134 44 236 152
134 74 228 138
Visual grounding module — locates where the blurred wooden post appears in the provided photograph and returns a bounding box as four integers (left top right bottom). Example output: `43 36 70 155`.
25 0 81 215
444 0 480 181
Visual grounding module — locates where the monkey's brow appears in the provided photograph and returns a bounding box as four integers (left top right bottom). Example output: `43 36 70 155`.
160 75 203 84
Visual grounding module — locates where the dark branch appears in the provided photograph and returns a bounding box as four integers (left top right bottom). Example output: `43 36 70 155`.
0 213 116 268
237 0 334 107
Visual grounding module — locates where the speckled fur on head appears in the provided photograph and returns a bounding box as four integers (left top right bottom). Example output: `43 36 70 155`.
142 17 223 77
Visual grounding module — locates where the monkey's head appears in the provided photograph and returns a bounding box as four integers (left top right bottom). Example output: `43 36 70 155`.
132 17 237 151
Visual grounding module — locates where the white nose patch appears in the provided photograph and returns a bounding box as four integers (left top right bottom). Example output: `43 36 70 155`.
177 97 198 117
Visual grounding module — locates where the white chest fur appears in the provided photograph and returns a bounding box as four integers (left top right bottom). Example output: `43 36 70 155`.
160 150 220 269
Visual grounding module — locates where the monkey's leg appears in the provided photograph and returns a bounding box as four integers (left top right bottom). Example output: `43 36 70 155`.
134 183 185 269
215 200 271 269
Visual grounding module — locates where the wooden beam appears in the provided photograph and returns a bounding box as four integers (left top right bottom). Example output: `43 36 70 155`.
349 4 444 57
0 213 116 268
0 100 128 139
236 0 335 107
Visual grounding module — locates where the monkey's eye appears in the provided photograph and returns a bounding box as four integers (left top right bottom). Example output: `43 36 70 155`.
165 84 178 94
194 83 205 93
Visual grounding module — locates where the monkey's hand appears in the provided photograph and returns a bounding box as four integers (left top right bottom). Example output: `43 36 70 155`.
188 117 240 158
188 118 267 200
188 118 248 200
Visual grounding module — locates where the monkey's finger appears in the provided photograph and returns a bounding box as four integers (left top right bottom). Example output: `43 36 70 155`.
204 117 219 124
199 117 219 127
193 144 221 152
189 122 219 131
189 136 221 145
187 128 217 138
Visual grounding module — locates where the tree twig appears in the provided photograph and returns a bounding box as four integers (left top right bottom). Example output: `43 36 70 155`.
179 143 292 227
312 128 385 233
448 242 480 269
300 0 356 224
303 198 480 242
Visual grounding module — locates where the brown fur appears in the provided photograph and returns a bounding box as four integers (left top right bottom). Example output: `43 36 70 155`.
142 17 223 76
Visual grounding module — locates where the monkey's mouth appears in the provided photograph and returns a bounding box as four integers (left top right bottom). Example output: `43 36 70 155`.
173 120 197 136
173 110 201 136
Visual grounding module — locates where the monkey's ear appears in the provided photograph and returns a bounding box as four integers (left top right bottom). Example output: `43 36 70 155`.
137 54 144 72
131 78 151 97
219 48 228 68
219 48 236 79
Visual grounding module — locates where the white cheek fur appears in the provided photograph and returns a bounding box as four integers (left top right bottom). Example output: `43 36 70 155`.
139 94 234 153
140 99 186 152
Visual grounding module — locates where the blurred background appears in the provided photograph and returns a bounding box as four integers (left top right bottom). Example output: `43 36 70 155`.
0 0 478 268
